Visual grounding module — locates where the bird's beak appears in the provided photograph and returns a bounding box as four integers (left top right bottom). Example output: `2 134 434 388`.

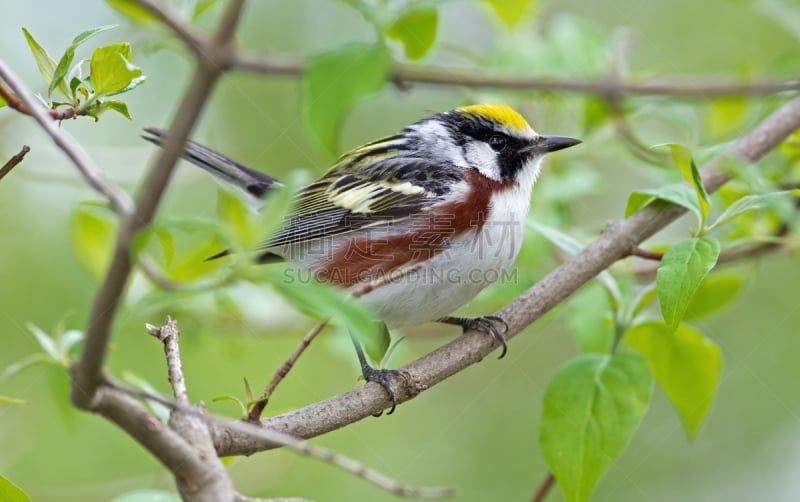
525 135 582 154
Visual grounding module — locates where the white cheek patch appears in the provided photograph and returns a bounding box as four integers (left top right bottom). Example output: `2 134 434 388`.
463 142 502 181
415 120 467 167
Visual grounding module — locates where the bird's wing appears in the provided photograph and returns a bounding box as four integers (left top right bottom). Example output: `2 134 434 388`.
264 157 464 250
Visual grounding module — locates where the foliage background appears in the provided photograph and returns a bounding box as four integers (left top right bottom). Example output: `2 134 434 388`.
1 0 799 500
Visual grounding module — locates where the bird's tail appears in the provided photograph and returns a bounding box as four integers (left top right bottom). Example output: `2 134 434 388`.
141 127 281 199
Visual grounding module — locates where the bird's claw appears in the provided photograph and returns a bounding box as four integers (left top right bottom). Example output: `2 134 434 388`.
438 315 509 359
361 366 411 416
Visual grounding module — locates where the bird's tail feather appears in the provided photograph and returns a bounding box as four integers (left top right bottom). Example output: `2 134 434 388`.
141 127 281 199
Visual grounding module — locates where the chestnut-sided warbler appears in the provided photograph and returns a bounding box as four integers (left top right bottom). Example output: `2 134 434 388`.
144 104 580 411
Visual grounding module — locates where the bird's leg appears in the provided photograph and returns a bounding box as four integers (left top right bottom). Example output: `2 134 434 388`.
349 325 410 416
437 315 509 359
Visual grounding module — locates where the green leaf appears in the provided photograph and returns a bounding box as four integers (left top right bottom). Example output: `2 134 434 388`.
387 7 438 60
1 353 56 380
22 28 64 98
540 352 652 502
659 144 712 228
193 0 220 20
303 43 390 153
626 322 721 439
528 221 621 308
110 490 181 502
105 0 161 24
564 283 614 354
90 43 145 97
216 189 255 250
629 283 658 321
0 396 28 406
706 97 748 139
212 395 248 417
260 266 386 363
0 94 6 107
243 377 254 403
121 371 171 423
625 184 702 228
684 272 743 320
371 321 392 365
484 0 538 27
92 100 132 120
656 237 720 331
49 25 117 100
27 323 60 360
133 217 230 283
0 474 31 502
71 202 117 280
581 97 609 136
60 329 85 357
707 189 800 231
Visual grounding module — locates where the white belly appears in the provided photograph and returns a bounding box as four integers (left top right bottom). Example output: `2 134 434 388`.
358 188 530 327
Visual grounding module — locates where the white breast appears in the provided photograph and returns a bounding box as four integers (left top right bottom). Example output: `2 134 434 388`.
357 160 540 328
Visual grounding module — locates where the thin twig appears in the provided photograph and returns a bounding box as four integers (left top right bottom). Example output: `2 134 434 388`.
531 472 555 502
139 257 180 290
111 383 456 498
248 319 329 422
630 246 665 261
0 60 133 215
134 0 206 49
0 80 76 120
146 316 189 403
214 0 246 46
607 96 667 164
604 30 663 163
634 236 791 279
232 52 800 98
0 145 30 182
212 95 800 457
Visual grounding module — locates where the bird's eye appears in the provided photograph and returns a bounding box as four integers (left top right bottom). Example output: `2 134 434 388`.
488 135 507 152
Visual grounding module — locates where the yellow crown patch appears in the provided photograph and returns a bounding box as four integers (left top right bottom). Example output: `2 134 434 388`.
457 104 530 131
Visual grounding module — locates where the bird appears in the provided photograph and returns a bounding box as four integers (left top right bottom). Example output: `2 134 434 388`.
143 104 580 412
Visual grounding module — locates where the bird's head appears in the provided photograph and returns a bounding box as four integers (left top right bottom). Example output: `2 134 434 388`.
407 104 581 186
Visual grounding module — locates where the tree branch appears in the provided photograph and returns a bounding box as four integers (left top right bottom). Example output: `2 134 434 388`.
212 95 800 457
0 80 77 120
232 52 800 98
134 0 206 49
146 317 236 500
0 60 133 214
531 472 555 502
114 381 456 498
0 145 30 182
248 319 329 422
71 0 246 410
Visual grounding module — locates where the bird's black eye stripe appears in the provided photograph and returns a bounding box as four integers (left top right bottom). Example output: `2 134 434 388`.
488 134 507 152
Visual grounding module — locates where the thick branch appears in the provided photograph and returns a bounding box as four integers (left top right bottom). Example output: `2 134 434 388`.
212 96 800 457
93 386 211 476
115 382 455 498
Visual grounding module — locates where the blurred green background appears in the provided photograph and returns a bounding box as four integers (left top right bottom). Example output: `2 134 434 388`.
2 0 800 501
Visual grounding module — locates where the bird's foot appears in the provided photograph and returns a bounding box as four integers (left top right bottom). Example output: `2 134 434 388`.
437 315 509 359
361 364 412 416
